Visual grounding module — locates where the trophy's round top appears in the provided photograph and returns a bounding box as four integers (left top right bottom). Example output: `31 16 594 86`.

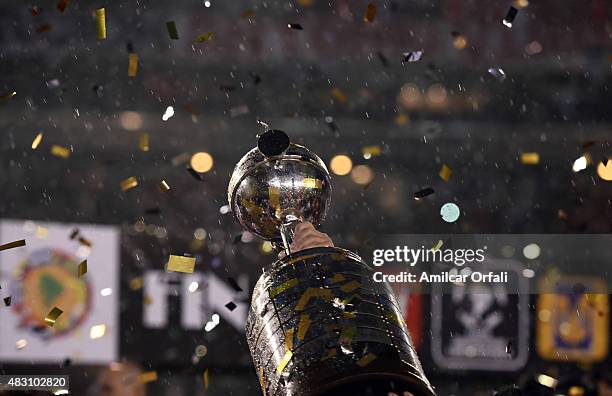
228 133 332 241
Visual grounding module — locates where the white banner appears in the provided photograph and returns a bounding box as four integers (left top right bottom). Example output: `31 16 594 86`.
0 219 119 363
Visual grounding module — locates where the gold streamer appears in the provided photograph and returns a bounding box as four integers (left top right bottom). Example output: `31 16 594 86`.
31 132 43 149
439 164 452 181
166 255 196 273
51 145 70 158
96 8 106 40
138 371 158 384
77 260 87 277
44 307 63 327
120 176 138 191
128 53 138 77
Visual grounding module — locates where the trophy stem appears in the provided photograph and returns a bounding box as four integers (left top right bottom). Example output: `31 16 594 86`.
279 212 301 256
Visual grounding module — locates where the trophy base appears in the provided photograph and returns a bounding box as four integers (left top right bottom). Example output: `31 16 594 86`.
246 247 435 396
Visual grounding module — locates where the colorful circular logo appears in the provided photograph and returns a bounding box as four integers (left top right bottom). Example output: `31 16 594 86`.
11 248 90 338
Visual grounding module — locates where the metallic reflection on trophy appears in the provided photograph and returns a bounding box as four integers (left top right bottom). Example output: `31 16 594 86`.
229 130 435 396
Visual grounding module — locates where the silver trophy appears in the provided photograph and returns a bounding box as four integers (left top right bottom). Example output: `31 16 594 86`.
229 130 435 396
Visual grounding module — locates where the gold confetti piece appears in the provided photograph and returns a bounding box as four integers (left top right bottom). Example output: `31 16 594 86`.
269 186 280 209
363 3 376 23
284 328 295 351
295 288 334 311
438 164 452 181
340 280 361 293
361 145 381 158
167 254 196 273
297 314 311 341
331 88 347 103
453 34 467 50
31 132 43 149
331 273 346 284
431 239 444 252
96 8 106 40
1 91 17 100
44 307 63 327
89 324 106 339
143 294 152 305
193 32 213 44
77 259 87 277
203 369 209 391
138 371 158 384
51 145 70 158
321 348 337 361
343 311 356 319
120 176 138 191
0 239 26 252
395 113 409 125
303 178 322 189
139 132 149 152
166 21 179 40
269 278 298 298
356 352 377 367
520 152 540 165
129 277 143 290
276 350 293 374
160 180 170 192
128 53 138 77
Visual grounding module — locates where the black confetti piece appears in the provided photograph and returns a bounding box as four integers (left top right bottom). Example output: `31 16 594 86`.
166 21 179 39
225 301 237 311
287 23 303 30
69 228 79 239
227 277 243 292
503 6 518 28
250 72 262 85
4 296 11 307
187 167 204 182
414 187 435 200
232 233 243 244
376 52 389 67
144 207 161 215
126 41 135 53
